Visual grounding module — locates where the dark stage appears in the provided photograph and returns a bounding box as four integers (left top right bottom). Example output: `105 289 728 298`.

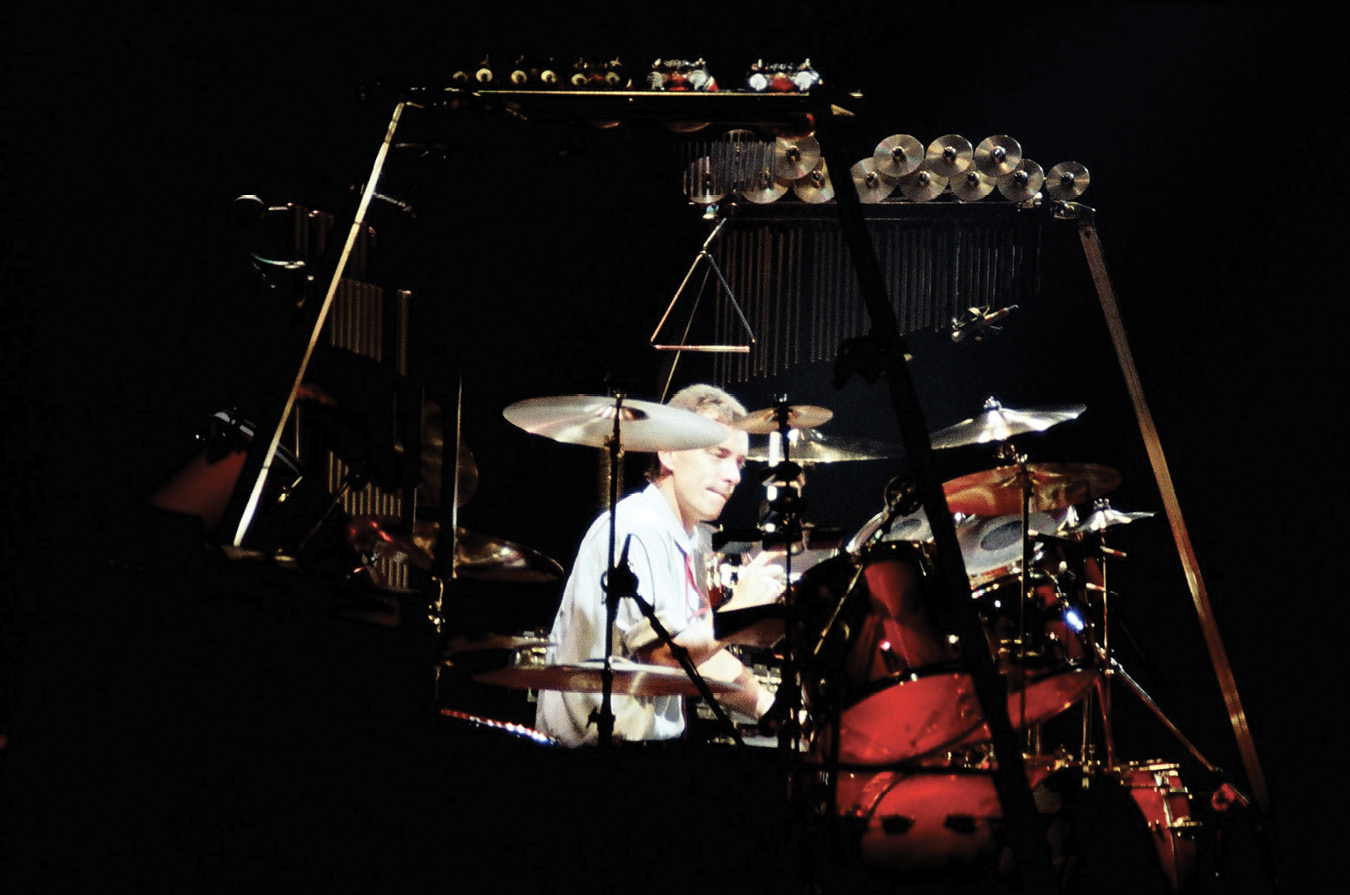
2 4 1338 892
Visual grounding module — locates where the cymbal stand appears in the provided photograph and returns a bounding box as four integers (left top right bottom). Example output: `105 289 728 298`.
591 395 741 748
763 400 807 754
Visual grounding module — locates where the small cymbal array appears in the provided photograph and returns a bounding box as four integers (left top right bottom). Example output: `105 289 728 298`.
683 131 1090 206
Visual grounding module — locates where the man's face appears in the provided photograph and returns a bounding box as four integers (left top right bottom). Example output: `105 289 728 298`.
658 422 749 531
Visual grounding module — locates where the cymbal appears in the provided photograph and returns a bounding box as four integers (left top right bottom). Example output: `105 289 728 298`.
739 167 790 204
925 134 974 178
929 397 1086 449
745 427 900 463
943 462 1122 516
997 159 1045 202
1060 499 1155 535
792 161 834 204
418 400 478 509
774 135 821 180
951 169 996 202
444 632 553 655
345 516 564 582
872 134 924 179
473 659 741 697
684 155 726 204
850 158 896 203
734 403 834 434
1045 161 1090 200
503 395 729 452
897 169 947 202
974 135 1023 178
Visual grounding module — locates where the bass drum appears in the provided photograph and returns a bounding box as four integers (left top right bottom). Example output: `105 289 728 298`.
796 542 983 766
147 409 305 535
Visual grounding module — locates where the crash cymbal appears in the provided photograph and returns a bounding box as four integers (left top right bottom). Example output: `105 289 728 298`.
929 397 1086 449
792 161 834 204
503 395 729 452
850 158 896 203
974 135 1023 178
951 169 996 201
774 135 821 180
346 515 564 582
684 155 726 204
873 134 924 179
443 632 553 655
473 659 741 697
1060 498 1155 535
897 168 948 202
997 159 1045 202
456 527 565 582
745 427 900 464
734 403 834 434
1045 161 1090 200
943 462 1121 516
925 134 974 178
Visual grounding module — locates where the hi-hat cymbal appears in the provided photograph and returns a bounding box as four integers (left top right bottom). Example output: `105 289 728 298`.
929 397 1086 449
1045 161 1090 200
734 404 834 434
873 134 924 179
851 158 896 203
792 161 834 204
951 169 996 201
1060 498 1155 535
975 135 1023 178
473 659 741 697
345 516 564 582
925 134 974 178
774 135 821 180
943 463 1121 516
897 168 948 202
745 427 900 463
998 159 1045 202
503 395 729 452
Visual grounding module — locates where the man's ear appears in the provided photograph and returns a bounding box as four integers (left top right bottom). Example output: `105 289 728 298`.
655 450 675 477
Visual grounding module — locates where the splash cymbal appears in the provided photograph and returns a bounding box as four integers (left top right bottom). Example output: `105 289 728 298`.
975 135 1023 178
873 134 924 179
792 160 834 203
774 135 821 180
925 134 974 178
1045 161 1090 200
503 395 729 451
997 159 1045 202
897 168 947 202
1060 499 1155 535
929 397 1086 449
943 462 1121 516
851 158 896 203
739 167 790 203
951 169 996 201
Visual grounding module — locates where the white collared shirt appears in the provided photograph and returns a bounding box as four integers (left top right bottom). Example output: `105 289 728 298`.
536 484 713 746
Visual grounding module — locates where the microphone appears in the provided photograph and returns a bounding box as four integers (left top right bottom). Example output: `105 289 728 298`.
950 304 1018 343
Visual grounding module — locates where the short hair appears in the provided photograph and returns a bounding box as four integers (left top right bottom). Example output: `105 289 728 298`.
646 384 747 482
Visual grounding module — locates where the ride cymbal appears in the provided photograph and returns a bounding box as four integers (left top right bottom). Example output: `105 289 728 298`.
929 397 1086 449
943 462 1122 516
503 395 729 451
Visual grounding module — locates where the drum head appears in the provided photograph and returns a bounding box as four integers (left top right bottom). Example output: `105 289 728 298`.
837 673 984 765
956 513 1057 587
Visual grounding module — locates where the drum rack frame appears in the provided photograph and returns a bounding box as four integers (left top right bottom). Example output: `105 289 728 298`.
217 87 1272 890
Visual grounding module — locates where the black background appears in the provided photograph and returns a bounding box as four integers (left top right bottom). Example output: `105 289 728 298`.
3 3 1340 891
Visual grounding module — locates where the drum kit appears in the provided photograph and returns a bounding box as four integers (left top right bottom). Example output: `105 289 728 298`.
150 385 1206 887
432 389 1207 887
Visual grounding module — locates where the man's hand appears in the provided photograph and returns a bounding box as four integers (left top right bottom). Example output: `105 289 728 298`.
718 550 788 612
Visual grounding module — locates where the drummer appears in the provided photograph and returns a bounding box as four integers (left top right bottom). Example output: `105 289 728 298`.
535 384 783 746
